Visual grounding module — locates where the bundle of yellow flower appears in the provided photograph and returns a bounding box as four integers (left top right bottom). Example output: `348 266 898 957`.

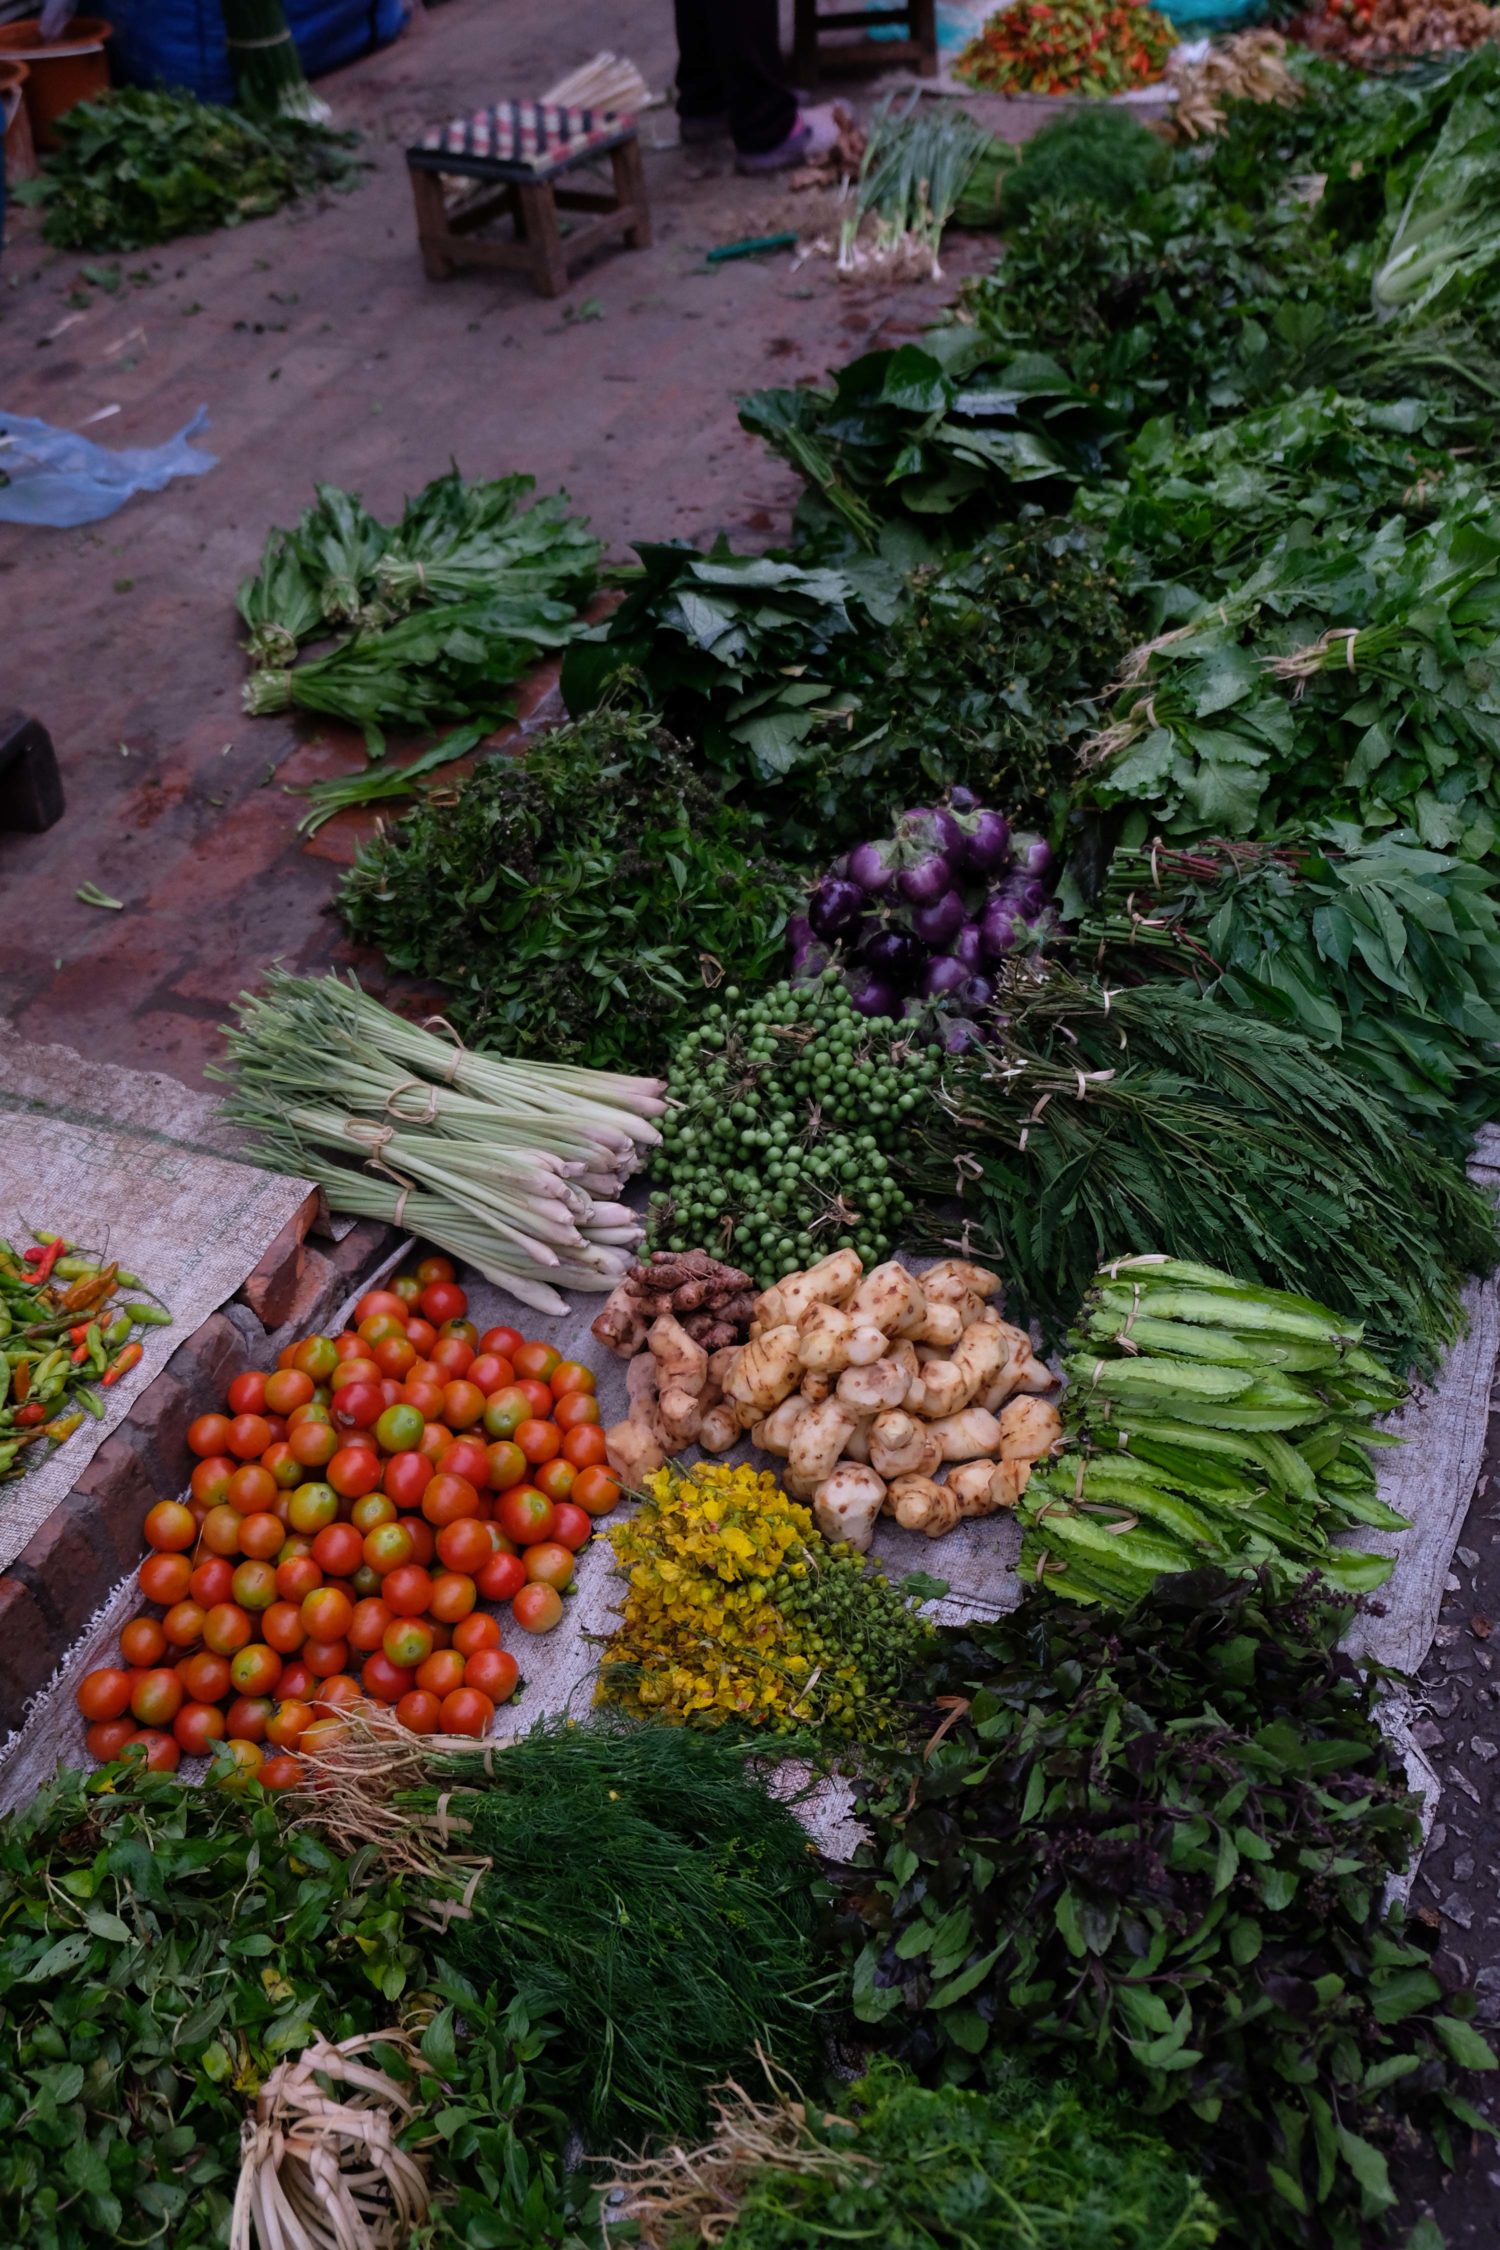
596 1462 934 1739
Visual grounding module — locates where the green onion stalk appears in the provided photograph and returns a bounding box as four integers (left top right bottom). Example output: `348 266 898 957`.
214 972 664 1313
218 0 330 125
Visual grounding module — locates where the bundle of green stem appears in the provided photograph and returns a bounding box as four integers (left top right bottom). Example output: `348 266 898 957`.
841 98 998 278
219 0 329 125
214 972 664 1312
908 969 1497 1371
1074 834 1500 1153
1019 1254 1408 1607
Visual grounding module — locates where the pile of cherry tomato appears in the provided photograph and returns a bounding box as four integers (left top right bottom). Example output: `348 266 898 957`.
74 1254 620 1788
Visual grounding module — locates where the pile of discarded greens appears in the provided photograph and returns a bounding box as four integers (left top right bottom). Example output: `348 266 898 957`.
14 88 362 252
1075 834 1500 1151
617 2054 1221 2250
846 1569 1497 2250
337 706 793 1071
239 470 600 750
905 968 1497 1369
1016 1253 1407 1603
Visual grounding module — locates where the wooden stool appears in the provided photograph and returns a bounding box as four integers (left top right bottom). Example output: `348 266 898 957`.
406 101 651 300
0 711 64 833
793 0 938 83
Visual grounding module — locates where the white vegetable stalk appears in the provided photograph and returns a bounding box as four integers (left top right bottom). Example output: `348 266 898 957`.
215 972 664 1307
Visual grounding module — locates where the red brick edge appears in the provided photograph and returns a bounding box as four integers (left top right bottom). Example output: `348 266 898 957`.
0 1218 400 1731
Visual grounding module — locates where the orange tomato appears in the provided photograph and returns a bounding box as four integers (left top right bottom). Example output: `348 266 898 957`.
229 1643 282 1697
275 1553 323 1602
140 1551 193 1606
226 1413 272 1461
288 1420 339 1470
416 1648 466 1697
452 1611 502 1657
266 1698 314 1750
436 1517 493 1575
515 1418 560 1465
439 1687 494 1737
422 1471 481 1529
130 1667 183 1726
524 1542 574 1592
301 1586 354 1642
550 1359 596 1398
428 1571 476 1624
561 1422 608 1469
238 1511 287 1561
514 1341 561 1383
264 1367 315 1416
188 1412 232 1458
121 1615 167 1668
216 1739 264 1787
76 1667 132 1722
465 1648 519 1704
260 1753 302 1791
231 1559 278 1613
534 1458 575 1505
162 1599 207 1647
441 1379 486 1430
512 1583 564 1634
383 1564 434 1619
572 1466 621 1518
202 1602 253 1657
144 1499 197 1552
395 1689 441 1735
554 1392 601 1431
264 1599 309 1654
180 1649 232 1702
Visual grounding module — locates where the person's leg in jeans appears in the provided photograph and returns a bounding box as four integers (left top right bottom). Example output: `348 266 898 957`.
674 0 797 156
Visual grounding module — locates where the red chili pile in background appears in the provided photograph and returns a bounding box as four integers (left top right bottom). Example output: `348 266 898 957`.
74 1253 621 1787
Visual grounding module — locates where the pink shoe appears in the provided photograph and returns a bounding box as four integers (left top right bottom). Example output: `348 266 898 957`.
737 104 841 175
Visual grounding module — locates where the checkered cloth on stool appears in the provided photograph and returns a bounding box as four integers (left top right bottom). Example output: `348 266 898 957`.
410 101 636 181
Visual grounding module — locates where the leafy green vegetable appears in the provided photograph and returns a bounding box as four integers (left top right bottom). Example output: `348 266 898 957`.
999 106 1169 224
907 970 1498 1370
337 706 794 1070
845 1570 1497 2250
14 89 363 252
641 2054 1221 2250
0 1764 421 2248
1076 835 1500 1150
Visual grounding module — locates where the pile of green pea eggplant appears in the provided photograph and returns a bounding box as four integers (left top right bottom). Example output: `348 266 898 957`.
1018 1255 1410 1604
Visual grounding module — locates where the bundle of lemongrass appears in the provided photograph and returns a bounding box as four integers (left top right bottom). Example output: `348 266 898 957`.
214 972 663 1312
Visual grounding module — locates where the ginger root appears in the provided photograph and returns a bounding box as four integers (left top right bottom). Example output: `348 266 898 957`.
813 1463 887 1552
787 1398 858 1496
869 1409 942 1482
648 1314 710 1451
849 1261 926 1337
926 1406 1004 1463
724 1325 801 1415
756 1248 862 1331
605 1353 669 1485
998 1395 1062 1460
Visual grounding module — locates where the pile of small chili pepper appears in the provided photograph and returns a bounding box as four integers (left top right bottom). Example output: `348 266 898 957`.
955 0 1177 95
0 1232 171 1480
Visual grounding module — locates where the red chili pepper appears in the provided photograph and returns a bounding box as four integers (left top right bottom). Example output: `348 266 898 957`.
71 1343 89 1364
21 1246 44 1266
28 1241 63 1284
13 1403 45 1426
101 1341 143 1387
11 1361 29 1402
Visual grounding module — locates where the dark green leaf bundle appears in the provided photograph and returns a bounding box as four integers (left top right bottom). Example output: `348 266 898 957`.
338 706 794 1072
1076 834 1500 1150
907 969 1497 1370
1017 1253 1407 1605
998 106 1170 226
635 2054 1220 2250
428 1719 827 2147
0 1765 421 2249
16 89 362 252
844 1571 1497 2249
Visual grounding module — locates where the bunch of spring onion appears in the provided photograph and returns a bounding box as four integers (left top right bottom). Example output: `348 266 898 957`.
840 98 998 279
214 972 664 1313
1019 1255 1409 1606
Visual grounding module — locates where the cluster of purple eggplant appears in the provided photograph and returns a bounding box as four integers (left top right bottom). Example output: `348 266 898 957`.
788 793 1056 1043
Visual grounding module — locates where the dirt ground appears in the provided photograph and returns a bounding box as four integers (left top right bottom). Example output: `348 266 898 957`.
0 0 999 1083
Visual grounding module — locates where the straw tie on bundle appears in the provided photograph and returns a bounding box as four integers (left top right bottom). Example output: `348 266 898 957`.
230 2033 432 2250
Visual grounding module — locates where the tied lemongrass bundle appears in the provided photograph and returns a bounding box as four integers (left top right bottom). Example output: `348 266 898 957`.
839 97 997 280
215 972 664 1313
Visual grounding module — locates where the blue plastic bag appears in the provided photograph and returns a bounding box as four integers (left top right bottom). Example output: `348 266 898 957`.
0 405 216 526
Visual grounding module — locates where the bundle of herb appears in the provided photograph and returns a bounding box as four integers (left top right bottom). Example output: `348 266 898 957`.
1017 1253 1407 1604
411 1719 825 2147
1083 497 1500 856
568 523 1129 854
845 1571 1497 2248
907 969 1497 1370
0 1764 421 2248
15 89 362 252
337 708 794 1072
998 106 1169 224
619 2054 1221 2250
1076 834 1500 1150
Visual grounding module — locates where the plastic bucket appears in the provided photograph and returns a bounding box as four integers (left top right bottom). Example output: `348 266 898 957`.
0 59 38 184
0 16 112 150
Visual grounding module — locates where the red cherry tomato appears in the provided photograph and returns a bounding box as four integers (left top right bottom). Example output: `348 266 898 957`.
87 1717 138 1763
415 1254 456 1286
144 1499 197 1553
441 1379 486 1430
404 1317 439 1357
430 1337 474 1381
264 1600 308 1655
260 1753 303 1790
477 1550 527 1603
188 1412 232 1458
181 1649 232 1703
466 1353 515 1396
534 1458 575 1505
513 1583 564 1635
452 1611 502 1656
289 1420 340 1470
225 1694 275 1743
131 1668 184 1727
383 1564 434 1618
229 1643 283 1697
496 1486 556 1547
550 1501 593 1552
173 1702 228 1756
480 1326 524 1359
429 1571 476 1624
550 1361 596 1399
372 1334 417 1380
486 1439 528 1490
124 1729 181 1773
332 1381 385 1432
514 1341 561 1383
302 1586 354 1642
140 1552 193 1606
422 1471 481 1528
439 1687 493 1737
404 1517 436 1567
276 1553 323 1602
263 1367 315 1417
396 1689 442 1734
267 1699 314 1750
312 1522 365 1579
227 1371 269 1417
356 1289 411 1324
190 1455 237 1508
381 1450 430 1510
572 1466 621 1518
436 1517 494 1574
464 1648 519 1705
437 1435 491 1488
554 1391 601 1432
277 1658 316 1702
162 1598 207 1648
515 1418 561 1465
524 1541 575 1591
515 1379 555 1420
417 1647 467 1697
303 1636 351 1679
238 1512 287 1562
361 1649 417 1704
420 1281 468 1325
349 1596 394 1652
226 1413 273 1461
77 1667 132 1722
120 1616 167 1667
203 1603 254 1656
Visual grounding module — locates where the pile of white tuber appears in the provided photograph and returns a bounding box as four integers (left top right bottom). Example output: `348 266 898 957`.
719 1250 1061 1549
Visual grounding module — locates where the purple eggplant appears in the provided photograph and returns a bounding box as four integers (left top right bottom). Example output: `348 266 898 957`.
910 888 967 949
902 804 965 860
922 953 969 1001
847 970 900 1020
787 914 813 953
939 1014 978 1054
861 924 926 990
808 876 866 941
790 940 832 986
947 785 980 813
956 807 1011 876
980 894 1028 961
848 838 900 895
951 920 985 971
899 996 929 1022
895 852 953 909
956 973 995 1014
1009 830 1054 879
989 874 1046 918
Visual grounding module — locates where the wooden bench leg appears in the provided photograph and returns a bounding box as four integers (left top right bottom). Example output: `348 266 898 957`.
517 179 569 297
611 139 652 250
408 165 455 279
0 714 65 833
912 0 939 75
